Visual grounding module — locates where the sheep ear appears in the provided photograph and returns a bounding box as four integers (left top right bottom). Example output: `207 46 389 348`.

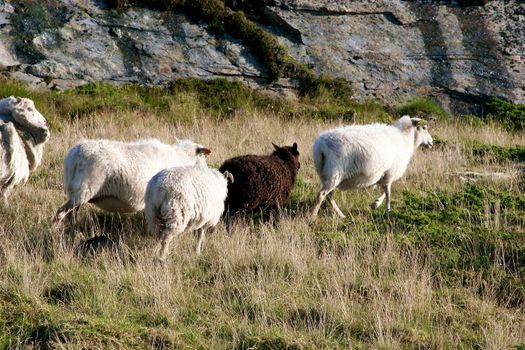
272 143 280 150
14 97 22 104
411 118 427 127
292 142 298 151
197 147 211 155
396 115 413 131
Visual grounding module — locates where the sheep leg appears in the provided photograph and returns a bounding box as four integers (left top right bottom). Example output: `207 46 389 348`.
225 215 232 235
311 191 326 218
371 182 392 211
384 182 392 212
52 199 80 228
1 188 10 205
158 230 176 262
371 193 385 209
311 176 341 218
326 193 346 219
224 210 234 235
195 228 206 255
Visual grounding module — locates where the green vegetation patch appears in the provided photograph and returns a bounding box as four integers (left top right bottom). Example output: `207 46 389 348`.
395 96 450 120
486 97 525 131
389 183 525 305
169 78 276 113
470 142 525 163
0 78 388 127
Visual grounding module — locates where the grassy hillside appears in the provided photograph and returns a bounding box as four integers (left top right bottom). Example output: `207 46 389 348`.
0 79 524 349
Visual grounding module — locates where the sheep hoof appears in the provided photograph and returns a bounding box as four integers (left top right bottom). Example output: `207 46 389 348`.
371 201 380 209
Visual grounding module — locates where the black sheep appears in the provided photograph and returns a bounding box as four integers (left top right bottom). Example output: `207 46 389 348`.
219 142 300 218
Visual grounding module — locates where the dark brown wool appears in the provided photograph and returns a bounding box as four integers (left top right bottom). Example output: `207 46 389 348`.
219 143 300 215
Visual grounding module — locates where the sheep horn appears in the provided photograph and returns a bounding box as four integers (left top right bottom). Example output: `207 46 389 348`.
223 171 234 183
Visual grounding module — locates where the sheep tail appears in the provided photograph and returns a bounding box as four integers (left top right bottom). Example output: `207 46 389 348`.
313 146 325 177
64 159 81 196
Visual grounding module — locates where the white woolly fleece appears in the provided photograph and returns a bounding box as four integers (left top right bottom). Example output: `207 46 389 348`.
310 115 433 217
0 96 49 200
145 165 228 259
61 138 208 213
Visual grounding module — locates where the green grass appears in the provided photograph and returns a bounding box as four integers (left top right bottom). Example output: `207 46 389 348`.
390 183 525 305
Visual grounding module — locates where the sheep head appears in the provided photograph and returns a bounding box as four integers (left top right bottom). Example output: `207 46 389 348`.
411 117 433 149
271 142 301 171
394 115 433 149
1 96 50 144
174 138 210 166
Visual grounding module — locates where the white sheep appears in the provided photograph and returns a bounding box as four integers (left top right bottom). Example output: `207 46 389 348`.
53 138 210 227
0 96 50 201
311 115 433 218
145 165 232 261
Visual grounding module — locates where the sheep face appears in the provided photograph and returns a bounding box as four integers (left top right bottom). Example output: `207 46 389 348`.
272 142 301 170
175 139 210 166
9 97 50 144
412 118 433 148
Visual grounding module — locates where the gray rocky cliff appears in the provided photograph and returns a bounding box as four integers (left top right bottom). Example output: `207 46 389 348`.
0 0 524 115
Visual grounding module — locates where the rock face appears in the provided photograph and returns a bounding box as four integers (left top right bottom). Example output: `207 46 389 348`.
266 0 525 114
0 0 524 115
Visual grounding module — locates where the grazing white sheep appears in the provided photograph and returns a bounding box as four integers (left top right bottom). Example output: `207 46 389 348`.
0 96 50 201
53 138 210 227
145 165 232 261
311 115 433 218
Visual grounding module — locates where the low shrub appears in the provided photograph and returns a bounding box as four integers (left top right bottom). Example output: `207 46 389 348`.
395 96 450 120
470 142 525 163
486 97 525 131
